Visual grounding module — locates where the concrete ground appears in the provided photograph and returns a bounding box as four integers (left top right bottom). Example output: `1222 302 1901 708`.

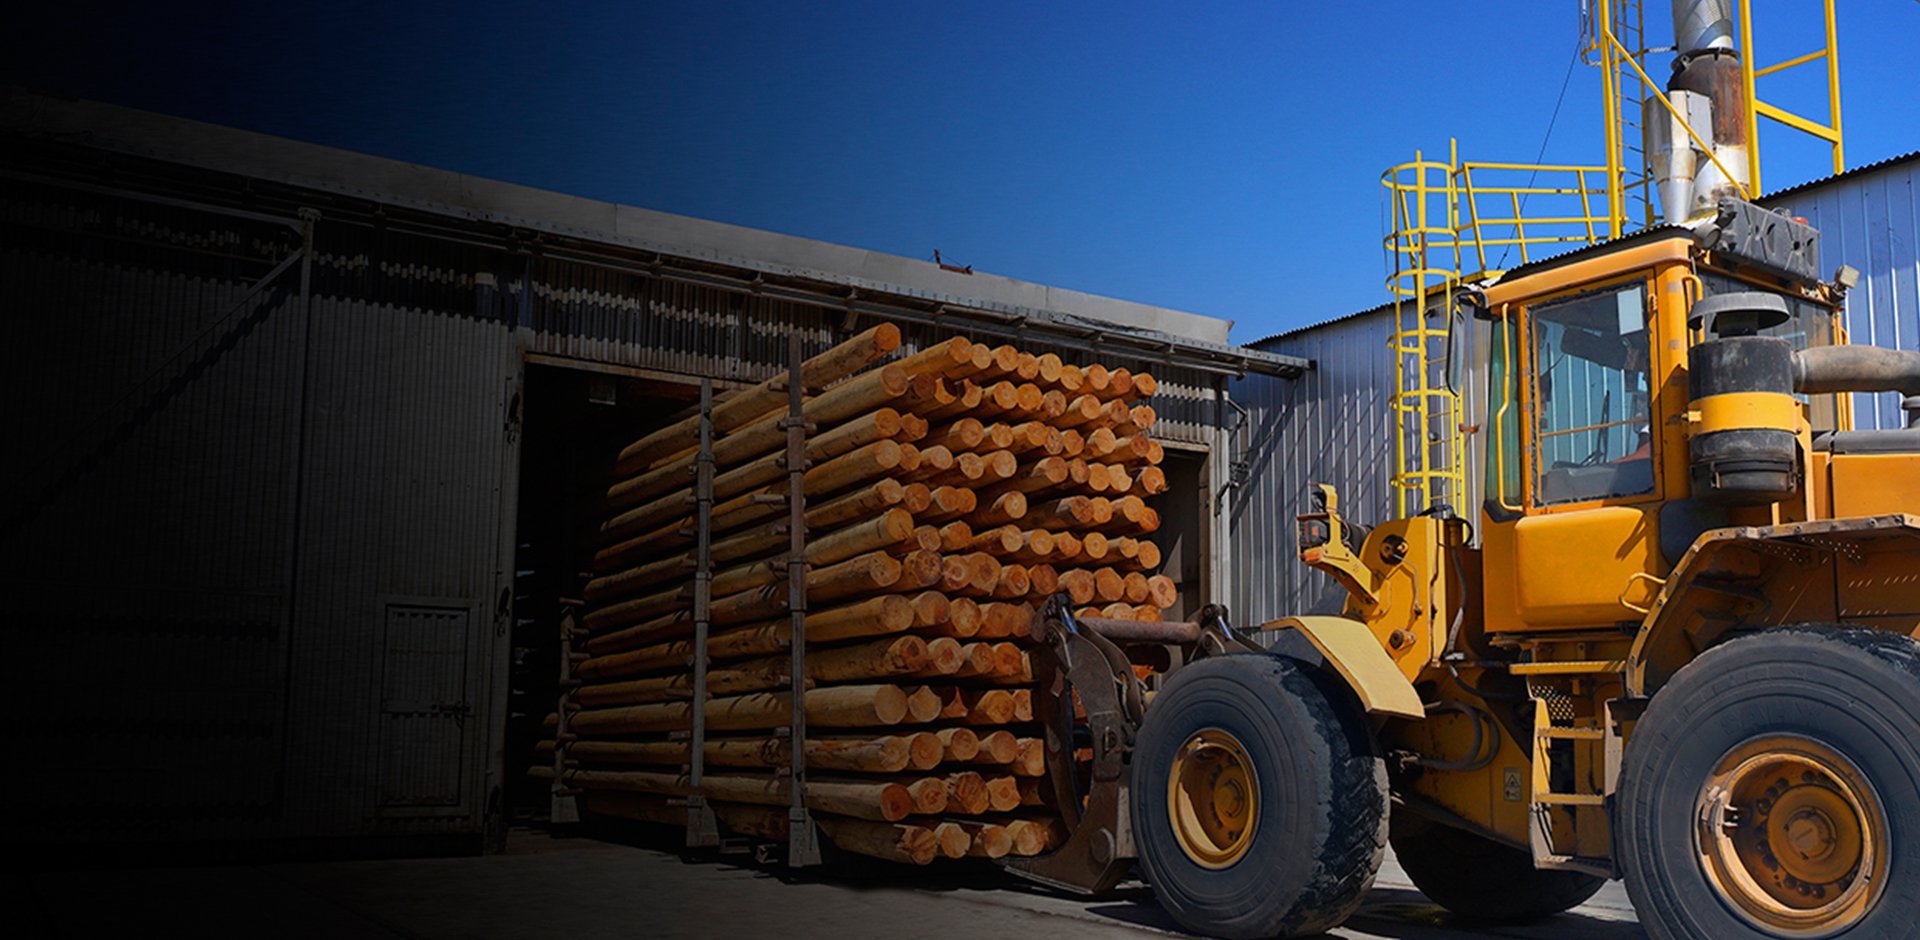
14 827 1645 939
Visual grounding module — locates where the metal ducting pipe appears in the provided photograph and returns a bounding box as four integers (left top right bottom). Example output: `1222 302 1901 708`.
1672 0 1735 53
1794 345 1920 428
1662 0 1750 218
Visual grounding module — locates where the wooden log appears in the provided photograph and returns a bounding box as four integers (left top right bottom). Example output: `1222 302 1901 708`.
613 324 900 474
895 441 924 474
704 508 917 599
920 485 976 523
1078 531 1111 564
1117 539 1162 572
1003 817 1068 856
1106 463 1133 494
1085 462 1111 494
956 689 1016 725
1087 496 1115 526
1127 403 1157 433
931 451 984 487
1011 351 1041 382
1107 432 1159 465
973 491 1027 527
1025 564 1059 599
1048 531 1083 566
712 802 790 840
1136 465 1167 495
1056 363 1084 394
976 601 1034 639
922 380 984 421
990 456 1069 496
1036 389 1067 421
1122 571 1151 605
568 685 912 736
908 636 966 676
705 551 908 626
816 817 938 864
991 564 1030 600
1032 353 1064 387
969 730 1020 765
1035 496 1091 527
1057 569 1096 606
984 776 1023 813
600 432 903 544
546 734 927 774
935 727 980 762
557 768 914 822
903 444 955 481
1147 574 1178 608
1012 689 1033 722
905 686 943 723
1121 371 1158 401
1004 421 1061 456
980 422 1015 451
893 777 949 815
975 448 1017 483
1108 367 1135 400
900 413 929 442
735 634 930 685
950 642 998 678
924 417 986 453
607 406 904 513
990 649 1034 685
894 336 973 377
956 820 1013 859
943 771 991 815
936 521 974 553
907 591 950 629
968 524 1024 555
1059 428 1085 458
892 525 942 557
931 821 972 859
972 381 1021 418
1056 393 1104 428
1080 363 1112 397
1005 529 1058 565
990 642 1025 677
904 731 945 770
957 552 1002 596
1013 738 1046 777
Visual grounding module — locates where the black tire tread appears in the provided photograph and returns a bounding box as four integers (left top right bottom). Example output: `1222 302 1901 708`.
1618 626 1920 940
1133 654 1387 938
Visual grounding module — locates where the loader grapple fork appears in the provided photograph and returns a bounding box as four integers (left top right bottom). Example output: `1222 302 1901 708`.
1000 596 1143 894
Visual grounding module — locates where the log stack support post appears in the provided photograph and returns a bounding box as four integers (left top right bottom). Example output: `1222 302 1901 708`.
685 379 721 847
780 334 823 867
550 605 583 823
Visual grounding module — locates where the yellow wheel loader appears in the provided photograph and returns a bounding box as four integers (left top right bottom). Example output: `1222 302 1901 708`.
1007 201 1920 939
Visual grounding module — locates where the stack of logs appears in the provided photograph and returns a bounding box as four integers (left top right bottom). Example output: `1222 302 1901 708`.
533 323 1177 866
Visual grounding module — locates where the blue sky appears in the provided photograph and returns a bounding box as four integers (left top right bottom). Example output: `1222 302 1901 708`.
7 1 1915 341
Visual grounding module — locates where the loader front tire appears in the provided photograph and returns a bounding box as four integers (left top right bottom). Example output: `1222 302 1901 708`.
1132 654 1387 939
1618 628 1920 939
1389 809 1603 921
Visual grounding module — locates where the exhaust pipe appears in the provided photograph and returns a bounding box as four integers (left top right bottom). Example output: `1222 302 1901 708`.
1794 345 1920 428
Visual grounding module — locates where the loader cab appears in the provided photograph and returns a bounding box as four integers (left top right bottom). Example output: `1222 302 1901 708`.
1474 230 1844 634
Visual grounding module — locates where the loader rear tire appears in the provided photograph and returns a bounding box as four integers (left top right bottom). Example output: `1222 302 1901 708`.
1131 653 1386 939
1389 809 1603 921
1618 628 1920 939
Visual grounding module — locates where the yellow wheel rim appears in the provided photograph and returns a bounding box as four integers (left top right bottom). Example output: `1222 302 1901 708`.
1168 728 1259 869
1696 735 1890 937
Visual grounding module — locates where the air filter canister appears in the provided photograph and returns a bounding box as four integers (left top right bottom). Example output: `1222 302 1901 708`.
1688 332 1799 503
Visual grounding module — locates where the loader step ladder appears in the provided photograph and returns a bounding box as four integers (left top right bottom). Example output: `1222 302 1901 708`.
1523 660 1627 877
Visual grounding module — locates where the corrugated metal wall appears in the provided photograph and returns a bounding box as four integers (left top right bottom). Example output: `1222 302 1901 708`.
1766 157 1920 429
2 151 1230 849
1227 313 1394 622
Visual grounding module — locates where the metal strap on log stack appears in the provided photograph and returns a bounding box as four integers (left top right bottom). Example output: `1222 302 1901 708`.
533 325 1179 866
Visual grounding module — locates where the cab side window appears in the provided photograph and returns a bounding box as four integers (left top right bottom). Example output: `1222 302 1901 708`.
1529 284 1655 505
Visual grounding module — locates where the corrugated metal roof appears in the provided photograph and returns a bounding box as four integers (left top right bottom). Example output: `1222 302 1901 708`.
1760 150 1920 202
1247 154 1919 351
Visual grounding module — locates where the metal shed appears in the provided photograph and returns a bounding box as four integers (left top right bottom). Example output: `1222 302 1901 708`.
1228 152 1920 623
0 89 1305 854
